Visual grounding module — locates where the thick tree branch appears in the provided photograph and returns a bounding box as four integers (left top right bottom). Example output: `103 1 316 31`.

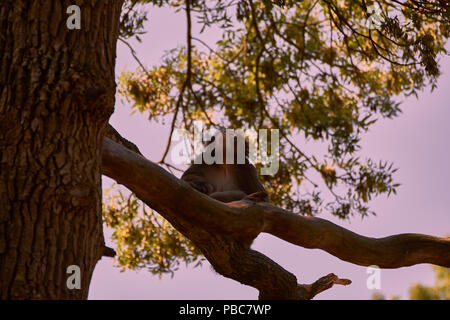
101 137 450 299
262 205 450 268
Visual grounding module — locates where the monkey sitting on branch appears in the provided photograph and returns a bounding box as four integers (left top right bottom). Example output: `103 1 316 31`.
181 129 270 204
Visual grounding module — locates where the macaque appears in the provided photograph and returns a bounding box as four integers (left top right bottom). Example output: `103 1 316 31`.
181 130 269 203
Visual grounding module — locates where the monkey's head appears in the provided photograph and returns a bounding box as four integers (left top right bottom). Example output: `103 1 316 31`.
205 129 250 165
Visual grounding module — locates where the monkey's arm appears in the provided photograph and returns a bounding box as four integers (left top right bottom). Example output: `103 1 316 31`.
181 164 215 195
209 190 248 203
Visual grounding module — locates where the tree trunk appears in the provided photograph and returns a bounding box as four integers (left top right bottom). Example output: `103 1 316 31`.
0 0 123 299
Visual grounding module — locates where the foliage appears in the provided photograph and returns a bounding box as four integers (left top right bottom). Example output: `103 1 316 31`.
371 291 400 300
103 186 204 276
409 266 450 300
107 0 450 275
119 0 152 41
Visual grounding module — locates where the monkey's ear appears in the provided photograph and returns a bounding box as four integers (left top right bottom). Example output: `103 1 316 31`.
244 191 269 203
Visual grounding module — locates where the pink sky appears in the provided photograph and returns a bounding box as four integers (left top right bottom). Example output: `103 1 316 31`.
89 6 450 299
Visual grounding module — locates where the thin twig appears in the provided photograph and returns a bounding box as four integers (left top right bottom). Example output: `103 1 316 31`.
118 37 152 78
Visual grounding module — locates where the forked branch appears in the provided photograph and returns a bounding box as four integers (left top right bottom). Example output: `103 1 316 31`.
101 136 450 299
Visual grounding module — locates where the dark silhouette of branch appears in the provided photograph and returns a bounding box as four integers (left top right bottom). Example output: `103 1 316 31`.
101 137 450 299
118 37 153 79
102 246 117 258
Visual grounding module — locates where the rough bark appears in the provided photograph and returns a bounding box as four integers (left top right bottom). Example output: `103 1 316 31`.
0 1 123 299
102 137 450 299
